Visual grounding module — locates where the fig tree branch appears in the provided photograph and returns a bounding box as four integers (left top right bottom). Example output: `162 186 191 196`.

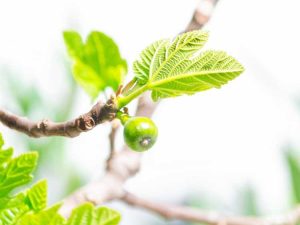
60 93 157 216
4 1 298 225
60 2 300 225
186 0 219 32
0 0 219 138
109 121 119 153
121 192 300 225
0 98 117 137
60 0 219 217
106 120 120 167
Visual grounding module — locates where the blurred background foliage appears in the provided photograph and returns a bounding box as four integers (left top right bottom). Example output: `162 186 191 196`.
0 0 300 225
1 47 300 225
0 62 86 199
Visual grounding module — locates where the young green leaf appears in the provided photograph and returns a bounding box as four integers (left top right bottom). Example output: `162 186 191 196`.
64 31 127 100
0 148 13 165
0 133 4 149
0 152 38 197
95 207 121 225
0 132 121 225
0 203 29 225
0 136 36 224
0 131 14 165
16 204 63 225
26 180 47 211
0 192 30 225
66 203 121 225
133 30 244 101
67 203 94 225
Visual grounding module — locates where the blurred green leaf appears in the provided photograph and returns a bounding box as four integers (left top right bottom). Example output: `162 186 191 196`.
0 151 38 197
67 204 121 225
2 73 42 115
0 133 121 225
0 134 38 224
236 185 259 216
17 203 64 225
0 133 4 148
284 148 300 204
64 168 86 196
0 195 30 225
95 206 121 225
54 60 78 122
0 147 13 165
64 31 127 100
0 53 87 202
0 134 13 164
26 180 47 211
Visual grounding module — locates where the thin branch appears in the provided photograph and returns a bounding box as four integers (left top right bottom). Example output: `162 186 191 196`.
109 121 119 154
185 0 219 32
60 0 217 215
121 192 264 225
0 0 217 138
60 94 156 217
8 2 295 225
106 120 120 168
0 98 117 138
121 192 300 225
19 0 300 224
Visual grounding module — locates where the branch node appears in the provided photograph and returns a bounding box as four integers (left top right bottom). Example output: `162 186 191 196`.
76 116 95 131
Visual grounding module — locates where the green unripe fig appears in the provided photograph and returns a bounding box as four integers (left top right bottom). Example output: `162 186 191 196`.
123 117 158 152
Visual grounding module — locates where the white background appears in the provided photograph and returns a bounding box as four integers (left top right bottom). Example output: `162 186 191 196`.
1 0 300 224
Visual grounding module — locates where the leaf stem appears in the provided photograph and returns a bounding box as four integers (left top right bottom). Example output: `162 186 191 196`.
116 84 148 109
116 111 131 125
